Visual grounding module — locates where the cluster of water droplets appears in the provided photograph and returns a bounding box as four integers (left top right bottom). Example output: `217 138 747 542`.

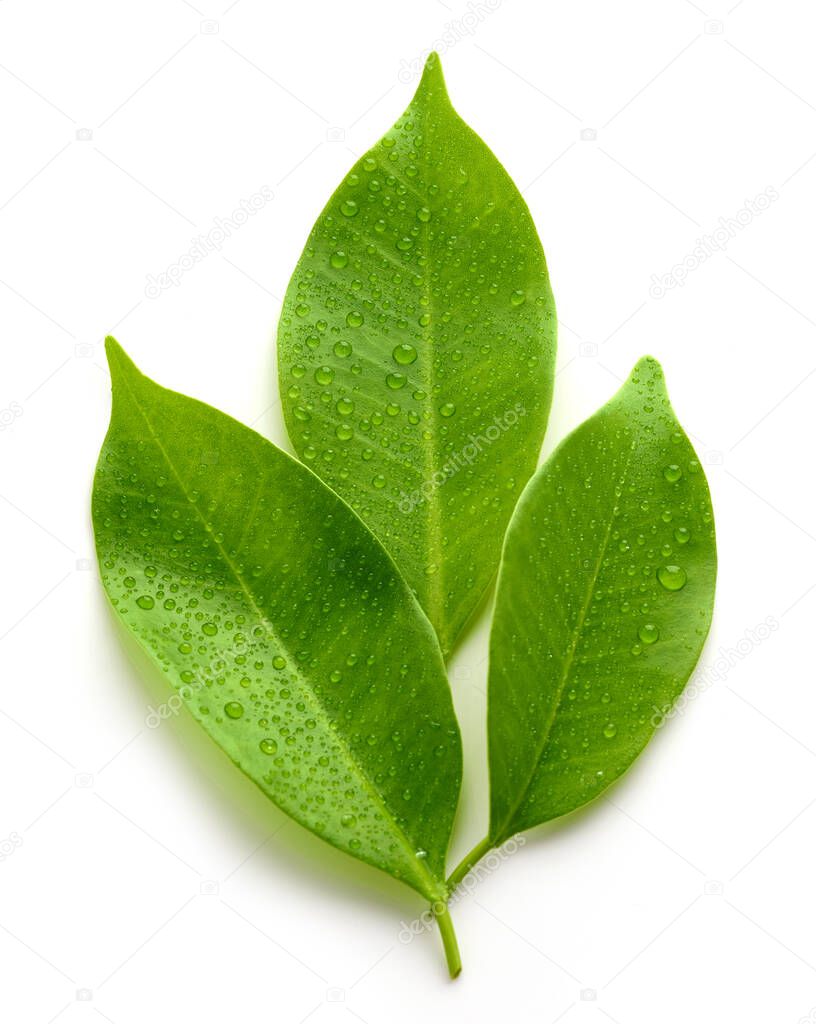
94 426 458 885
277 94 555 627
505 363 715 827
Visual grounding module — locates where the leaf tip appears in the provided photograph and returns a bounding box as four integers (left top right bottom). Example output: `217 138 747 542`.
104 336 141 384
415 51 450 105
630 354 665 388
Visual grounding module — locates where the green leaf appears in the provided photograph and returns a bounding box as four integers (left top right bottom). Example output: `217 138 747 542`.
92 340 462 927
486 356 716 844
277 53 557 656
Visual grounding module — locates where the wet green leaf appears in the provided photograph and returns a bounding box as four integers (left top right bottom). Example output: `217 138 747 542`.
92 339 462 914
277 53 556 656
486 357 716 843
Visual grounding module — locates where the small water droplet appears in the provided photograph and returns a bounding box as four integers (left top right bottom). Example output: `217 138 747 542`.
135 594 154 610
259 738 277 755
510 289 526 306
314 365 334 385
663 464 682 483
330 250 348 268
340 199 358 217
224 701 244 719
674 527 690 544
439 402 456 418
638 623 659 645
603 722 617 739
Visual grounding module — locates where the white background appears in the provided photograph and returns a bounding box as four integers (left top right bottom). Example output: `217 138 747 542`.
0 0 813 1021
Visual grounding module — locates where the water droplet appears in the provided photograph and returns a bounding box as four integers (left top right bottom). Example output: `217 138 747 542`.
202 622 218 636
272 655 286 670
346 310 363 328
674 527 690 544
603 722 617 739
340 199 358 217
439 402 456 418
224 701 244 719
510 289 526 306
341 813 356 828
314 365 334 385
657 565 687 591
135 594 155 610
333 340 352 358
638 623 659 645
663 464 682 483
392 343 417 365
336 397 354 416
416 206 431 222
259 738 277 755
372 474 386 489
330 250 348 268
386 372 407 390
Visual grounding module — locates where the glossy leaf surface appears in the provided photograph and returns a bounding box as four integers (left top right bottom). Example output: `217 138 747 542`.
277 54 557 656
487 357 716 843
93 339 461 902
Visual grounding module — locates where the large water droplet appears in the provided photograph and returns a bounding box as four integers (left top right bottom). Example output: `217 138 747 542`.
657 565 687 591
333 340 352 358
393 343 418 365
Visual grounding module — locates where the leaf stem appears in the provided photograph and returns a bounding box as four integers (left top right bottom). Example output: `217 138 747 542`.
446 835 494 890
432 901 462 978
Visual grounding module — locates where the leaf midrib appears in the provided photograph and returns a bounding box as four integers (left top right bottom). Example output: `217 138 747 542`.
492 442 635 842
116 367 446 900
